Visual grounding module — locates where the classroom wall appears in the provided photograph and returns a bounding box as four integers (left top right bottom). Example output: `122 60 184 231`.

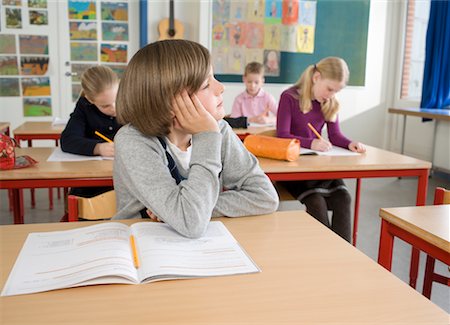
2 1 448 171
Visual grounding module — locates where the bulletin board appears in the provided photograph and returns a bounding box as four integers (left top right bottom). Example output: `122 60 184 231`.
214 0 370 86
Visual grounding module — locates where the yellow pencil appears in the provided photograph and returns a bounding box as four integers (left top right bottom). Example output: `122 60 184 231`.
130 235 140 269
307 123 323 140
95 131 113 143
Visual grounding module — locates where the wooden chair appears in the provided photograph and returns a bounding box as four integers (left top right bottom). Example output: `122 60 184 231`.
67 190 116 222
422 187 450 298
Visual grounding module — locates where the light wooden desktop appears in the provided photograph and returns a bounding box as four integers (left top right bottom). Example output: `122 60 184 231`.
0 211 447 324
0 147 113 224
13 121 64 146
233 125 275 140
378 205 450 271
0 121 10 135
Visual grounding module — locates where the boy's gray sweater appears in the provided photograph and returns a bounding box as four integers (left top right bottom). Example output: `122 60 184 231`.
113 120 279 238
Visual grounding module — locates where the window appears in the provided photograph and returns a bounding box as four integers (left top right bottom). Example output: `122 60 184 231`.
400 0 430 100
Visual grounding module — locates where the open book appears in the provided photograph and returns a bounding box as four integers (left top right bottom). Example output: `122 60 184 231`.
1 221 259 296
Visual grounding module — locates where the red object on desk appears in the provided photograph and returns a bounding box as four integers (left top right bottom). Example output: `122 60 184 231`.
0 134 16 170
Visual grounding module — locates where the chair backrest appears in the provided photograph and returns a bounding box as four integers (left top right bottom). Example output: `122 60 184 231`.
433 187 450 205
68 190 116 222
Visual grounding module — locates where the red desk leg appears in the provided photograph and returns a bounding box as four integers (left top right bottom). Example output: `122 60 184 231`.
11 189 24 224
352 178 361 246
378 219 394 270
409 169 430 288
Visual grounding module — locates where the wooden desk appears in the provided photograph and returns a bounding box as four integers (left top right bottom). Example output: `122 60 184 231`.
378 205 450 273
0 147 113 224
0 211 447 324
233 125 275 140
388 107 450 166
13 121 64 146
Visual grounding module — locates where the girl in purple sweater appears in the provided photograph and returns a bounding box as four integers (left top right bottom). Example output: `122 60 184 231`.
276 57 366 242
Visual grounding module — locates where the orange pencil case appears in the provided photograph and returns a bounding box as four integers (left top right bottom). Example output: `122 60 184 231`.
243 135 300 162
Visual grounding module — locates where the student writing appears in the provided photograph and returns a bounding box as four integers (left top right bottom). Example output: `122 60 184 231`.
276 57 366 242
230 62 277 125
113 40 279 238
60 65 120 197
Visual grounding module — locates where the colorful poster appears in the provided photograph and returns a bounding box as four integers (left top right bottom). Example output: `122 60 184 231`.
265 0 282 23
296 25 314 53
245 22 264 49
0 35 16 54
23 97 52 116
211 47 229 74
0 56 19 75
70 42 97 61
29 10 48 25
264 24 281 50
28 0 47 8
213 0 230 21
101 2 128 21
20 57 49 75
21 77 51 96
299 0 316 26
6 8 22 28
228 21 247 47
100 43 127 63
282 0 299 25
0 78 20 96
247 0 265 21
71 63 96 82
102 22 128 41
19 35 48 55
68 1 96 20
69 21 97 40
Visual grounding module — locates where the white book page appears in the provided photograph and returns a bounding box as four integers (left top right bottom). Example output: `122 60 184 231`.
131 221 260 283
300 146 360 156
47 147 113 161
248 122 276 127
1 223 137 296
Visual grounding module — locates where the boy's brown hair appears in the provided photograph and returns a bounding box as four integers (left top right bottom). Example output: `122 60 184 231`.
116 40 210 137
244 61 264 76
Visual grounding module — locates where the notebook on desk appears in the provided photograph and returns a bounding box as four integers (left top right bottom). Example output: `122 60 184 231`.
300 146 360 156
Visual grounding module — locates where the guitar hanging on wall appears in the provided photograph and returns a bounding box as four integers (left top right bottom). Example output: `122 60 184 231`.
158 0 184 40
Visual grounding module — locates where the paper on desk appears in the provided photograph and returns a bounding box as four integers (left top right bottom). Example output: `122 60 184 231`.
47 147 113 162
248 122 276 127
300 146 360 156
52 117 68 126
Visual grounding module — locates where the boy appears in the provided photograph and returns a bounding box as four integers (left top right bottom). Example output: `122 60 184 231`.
230 62 277 124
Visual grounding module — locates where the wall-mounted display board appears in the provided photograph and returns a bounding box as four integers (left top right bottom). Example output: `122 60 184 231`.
212 0 370 86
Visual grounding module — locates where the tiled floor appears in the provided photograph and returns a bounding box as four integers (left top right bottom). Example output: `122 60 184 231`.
1 174 449 312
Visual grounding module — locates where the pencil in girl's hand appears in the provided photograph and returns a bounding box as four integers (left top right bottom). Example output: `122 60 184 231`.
95 131 113 143
307 123 323 140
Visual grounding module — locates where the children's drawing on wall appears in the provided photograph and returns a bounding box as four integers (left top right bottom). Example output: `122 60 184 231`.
100 43 127 63
70 21 97 41
0 35 16 54
248 0 265 21
70 42 97 61
0 78 20 96
28 0 47 9
282 0 298 25
23 97 51 117
2 0 21 6
230 1 245 20
20 57 49 75
106 64 127 79
68 1 96 20
102 22 128 41
211 0 316 76
29 10 48 25
21 77 50 96
71 63 96 82
6 8 22 28
264 24 281 50
245 49 264 67
0 56 19 75
297 25 314 53
265 0 282 23
101 2 128 21
263 49 280 76
19 35 48 55
71 83 82 102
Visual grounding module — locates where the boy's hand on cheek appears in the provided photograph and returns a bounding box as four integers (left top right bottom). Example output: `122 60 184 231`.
173 91 219 134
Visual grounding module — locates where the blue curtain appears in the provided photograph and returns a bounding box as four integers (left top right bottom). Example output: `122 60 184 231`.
420 0 450 109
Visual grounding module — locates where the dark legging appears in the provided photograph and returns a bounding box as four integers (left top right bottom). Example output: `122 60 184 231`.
302 190 352 242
